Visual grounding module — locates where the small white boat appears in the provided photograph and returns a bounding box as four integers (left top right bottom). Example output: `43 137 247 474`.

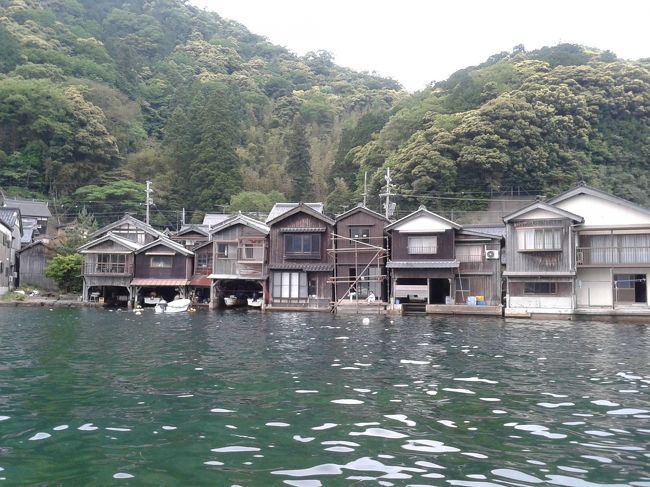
247 297 263 308
224 295 239 307
144 296 161 305
155 298 191 313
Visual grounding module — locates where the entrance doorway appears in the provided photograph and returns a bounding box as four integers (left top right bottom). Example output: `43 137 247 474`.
614 274 647 304
429 278 450 304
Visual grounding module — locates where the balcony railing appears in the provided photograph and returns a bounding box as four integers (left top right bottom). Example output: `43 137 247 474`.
577 246 650 266
83 263 133 275
214 259 266 278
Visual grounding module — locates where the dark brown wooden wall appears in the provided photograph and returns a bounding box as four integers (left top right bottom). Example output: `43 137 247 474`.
269 212 333 265
390 229 455 260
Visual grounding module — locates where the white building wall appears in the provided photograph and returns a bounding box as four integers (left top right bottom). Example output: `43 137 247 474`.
555 194 650 227
0 224 12 295
576 268 612 307
508 296 573 311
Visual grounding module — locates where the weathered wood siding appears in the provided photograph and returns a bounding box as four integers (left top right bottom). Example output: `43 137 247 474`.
390 229 455 261
18 244 58 290
505 219 574 274
134 245 192 279
269 212 333 266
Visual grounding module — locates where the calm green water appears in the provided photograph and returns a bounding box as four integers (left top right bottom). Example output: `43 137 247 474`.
0 308 649 486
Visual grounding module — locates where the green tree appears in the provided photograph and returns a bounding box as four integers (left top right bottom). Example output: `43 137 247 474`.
285 114 313 200
229 190 285 213
325 178 355 216
58 206 98 255
45 254 83 293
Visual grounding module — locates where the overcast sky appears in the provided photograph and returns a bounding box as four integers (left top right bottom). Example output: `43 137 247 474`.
189 0 650 91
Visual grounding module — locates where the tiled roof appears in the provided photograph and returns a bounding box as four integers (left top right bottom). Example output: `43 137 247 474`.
130 278 189 286
269 263 334 272
0 208 19 228
266 203 323 223
2 198 51 218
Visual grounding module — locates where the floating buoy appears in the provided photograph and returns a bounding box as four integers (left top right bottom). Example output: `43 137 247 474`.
362 317 370 325
135 311 142 316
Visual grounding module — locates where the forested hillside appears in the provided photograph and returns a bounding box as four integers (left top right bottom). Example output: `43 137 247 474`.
0 0 401 223
1 0 649 225
352 45 650 213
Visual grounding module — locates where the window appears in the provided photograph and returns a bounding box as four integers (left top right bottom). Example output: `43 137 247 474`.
216 243 228 258
517 228 561 251
349 227 370 243
243 244 255 260
408 236 437 254
150 255 172 268
96 254 126 272
614 274 635 289
524 282 557 294
197 252 212 270
455 277 470 292
285 234 320 257
272 271 308 298
456 245 483 262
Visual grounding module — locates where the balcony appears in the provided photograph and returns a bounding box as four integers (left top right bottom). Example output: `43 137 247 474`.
83 263 133 275
214 259 266 279
577 246 650 266
458 254 493 273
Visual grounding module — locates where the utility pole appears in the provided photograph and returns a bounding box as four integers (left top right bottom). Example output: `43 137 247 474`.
182 208 186 226
362 171 368 207
145 180 153 225
379 167 395 220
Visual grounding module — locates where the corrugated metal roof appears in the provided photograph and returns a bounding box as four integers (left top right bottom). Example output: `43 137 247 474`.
189 275 211 287
130 278 189 286
202 214 231 227
269 263 334 272
3 198 51 218
461 224 506 238
387 260 460 269
265 203 323 223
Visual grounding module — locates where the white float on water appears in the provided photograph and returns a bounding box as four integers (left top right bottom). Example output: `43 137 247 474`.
362 317 370 325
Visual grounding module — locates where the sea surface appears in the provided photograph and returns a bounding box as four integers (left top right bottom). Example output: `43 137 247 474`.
0 307 649 486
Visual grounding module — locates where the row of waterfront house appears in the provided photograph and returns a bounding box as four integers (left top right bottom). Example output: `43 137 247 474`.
66 183 650 318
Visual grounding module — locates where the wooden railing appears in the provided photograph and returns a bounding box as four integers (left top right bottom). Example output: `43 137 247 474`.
83 263 133 275
577 246 650 266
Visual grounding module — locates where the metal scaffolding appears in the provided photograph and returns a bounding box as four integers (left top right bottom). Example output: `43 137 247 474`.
327 233 388 313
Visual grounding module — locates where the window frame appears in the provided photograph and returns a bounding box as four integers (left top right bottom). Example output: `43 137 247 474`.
523 281 557 295
517 227 562 251
150 255 173 269
284 233 321 259
349 226 370 244
407 235 437 254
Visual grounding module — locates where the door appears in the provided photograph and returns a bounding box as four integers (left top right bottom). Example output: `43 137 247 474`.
429 278 450 304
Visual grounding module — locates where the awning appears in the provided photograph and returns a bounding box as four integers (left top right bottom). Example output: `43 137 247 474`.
387 260 459 269
130 278 189 286
269 263 334 272
189 275 211 287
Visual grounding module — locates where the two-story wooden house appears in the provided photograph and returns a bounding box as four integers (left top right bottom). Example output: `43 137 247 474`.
332 204 389 305
266 203 334 310
79 215 166 304
207 214 269 308
170 224 210 249
548 184 650 310
454 229 503 307
131 237 194 305
385 206 461 309
502 200 583 316
78 232 142 305
189 240 213 304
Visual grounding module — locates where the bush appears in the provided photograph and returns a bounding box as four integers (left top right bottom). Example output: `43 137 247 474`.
45 254 83 293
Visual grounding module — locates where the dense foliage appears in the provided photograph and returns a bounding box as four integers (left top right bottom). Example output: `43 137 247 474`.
1 1 649 223
0 0 400 223
45 253 83 293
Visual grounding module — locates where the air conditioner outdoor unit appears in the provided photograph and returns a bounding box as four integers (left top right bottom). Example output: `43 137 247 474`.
485 249 500 260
